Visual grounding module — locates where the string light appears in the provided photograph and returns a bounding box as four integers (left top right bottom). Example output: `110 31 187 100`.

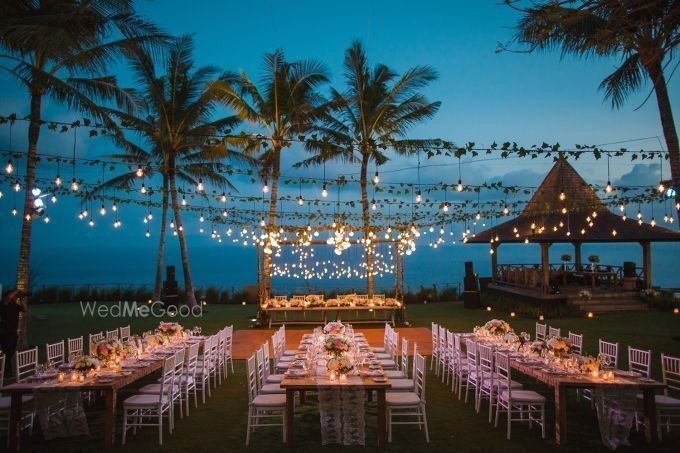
140 182 147 194
196 178 204 192
373 169 380 185
321 183 328 198
262 182 269 193
13 180 20 192
71 178 79 192
415 190 422 203
54 174 61 186
221 192 227 203
136 165 144 177
5 160 13 174
605 155 613 193
99 203 106 216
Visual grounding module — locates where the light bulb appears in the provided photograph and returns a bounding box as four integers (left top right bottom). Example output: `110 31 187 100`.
51 195 57 203
99 205 106 216
605 182 612 193
476 212 481 220
259 218 266 227
147 212 152 220
181 196 187 206
262 183 269 193
13 181 21 192
136 166 144 177
559 190 566 201
612 229 617 236
415 190 422 203
145 230 151 237
112 204 117 212
54 175 62 186
658 182 665 193
199 215 204 222
371 200 377 210
71 178 79 192
503 205 509 215
88 220 95 227
221 192 227 202
321 184 328 198
170 221 175 228
373 171 380 185
0 191 2 198
651 218 656 227
82 209 88 218
222 209 228 217
44 216 50 224
140 183 147 194
619 204 625 212
11 208 17 216
456 180 463 192
297 196 304 206
196 178 204 192
664 213 669 223
637 211 642 220
5 160 13 174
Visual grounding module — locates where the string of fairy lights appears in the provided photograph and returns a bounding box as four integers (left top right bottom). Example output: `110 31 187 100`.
0 115 678 281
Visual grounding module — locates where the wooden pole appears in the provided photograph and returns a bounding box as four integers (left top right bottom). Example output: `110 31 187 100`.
573 242 582 271
491 243 499 283
540 242 551 293
641 241 652 289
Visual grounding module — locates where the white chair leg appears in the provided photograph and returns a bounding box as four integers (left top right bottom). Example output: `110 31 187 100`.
122 410 128 445
541 405 546 438
245 407 252 446
158 412 163 446
506 405 512 440
422 405 430 443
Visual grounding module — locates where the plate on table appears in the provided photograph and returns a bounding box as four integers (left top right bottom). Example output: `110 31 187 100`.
614 370 640 378
97 378 114 384
373 377 388 383
286 370 307 378
639 377 655 383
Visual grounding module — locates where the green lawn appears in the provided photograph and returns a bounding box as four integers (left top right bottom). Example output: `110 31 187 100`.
9 302 680 452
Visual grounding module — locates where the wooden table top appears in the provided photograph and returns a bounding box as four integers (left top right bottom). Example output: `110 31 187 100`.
266 306 400 312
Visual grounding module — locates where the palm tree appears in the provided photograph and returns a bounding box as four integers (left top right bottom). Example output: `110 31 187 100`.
97 35 246 306
0 0 166 348
506 0 679 210
212 49 329 300
296 41 440 296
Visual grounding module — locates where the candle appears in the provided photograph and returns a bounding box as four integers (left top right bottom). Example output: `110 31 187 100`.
57 372 65 383
339 373 347 381
591 370 599 378
78 374 85 382
329 372 337 381
71 372 78 382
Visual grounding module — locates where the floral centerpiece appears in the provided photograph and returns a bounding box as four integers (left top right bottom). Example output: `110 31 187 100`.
580 355 601 374
157 321 183 338
93 338 123 363
530 340 545 354
323 321 346 335
483 319 512 336
74 355 100 373
546 336 572 358
327 357 353 375
143 331 167 348
324 334 351 357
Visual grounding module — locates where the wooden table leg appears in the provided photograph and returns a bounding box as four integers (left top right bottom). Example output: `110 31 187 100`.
104 389 117 448
8 392 22 453
285 388 295 447
642 387 659 445
377 388 387 448
555 385 567 445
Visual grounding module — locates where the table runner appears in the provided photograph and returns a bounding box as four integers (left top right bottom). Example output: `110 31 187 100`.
318 386 366 445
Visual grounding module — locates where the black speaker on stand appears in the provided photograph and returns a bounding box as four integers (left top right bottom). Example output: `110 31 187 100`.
462 261 481 309
162 265 179 308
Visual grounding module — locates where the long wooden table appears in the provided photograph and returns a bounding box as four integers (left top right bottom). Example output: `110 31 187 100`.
465 335 665 446
279 333 392 448
266 305 400 328
2 340 200 452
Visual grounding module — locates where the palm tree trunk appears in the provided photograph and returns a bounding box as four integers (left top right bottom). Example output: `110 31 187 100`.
16 91 42 350
152 176 169 301
168 166 197 307
360 152 375 297
261 147 281 301
646 59 680 216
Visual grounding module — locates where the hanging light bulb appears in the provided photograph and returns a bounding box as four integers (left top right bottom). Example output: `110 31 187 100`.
13 181 21 192
297 195 304 206
99 204 106 216
54 174 62 186
11 208 17 216
145 229 151 238
222 209 228 217
181 195 187 206
321 183 328 198
88 219 95 227
503 204 509 215
43 215 50 224
475 211 481 220
147 212 152 220
619 204 625 212
50 195 57 203
262 182 269 193
605 181 613 193
561 207 567 214
136 165 144 177
456 179 464 192
658 181 665 193
169 220 175 229
663 213 669 223
196 178 204 192
373 171 380 185
371 199 377 210
415 190 422 203
199 214 204 222
140 183 147 194
71 178 79 192
220 192 227 202
651 218 657 227
637 210 643 220
259 218 266 227
5 160 13 174
559 190 566 201
442 202 449 213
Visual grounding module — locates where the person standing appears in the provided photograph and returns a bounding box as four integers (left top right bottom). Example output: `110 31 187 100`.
1 289 24 377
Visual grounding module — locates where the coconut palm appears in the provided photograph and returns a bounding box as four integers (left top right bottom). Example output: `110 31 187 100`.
296 41 441 296
506 0 680 209
96 35 248 306
0 0 166 347
211 49 329 300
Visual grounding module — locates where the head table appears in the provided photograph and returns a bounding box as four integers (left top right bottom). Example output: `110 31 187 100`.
2 334 206 452
463 331 666 447
279 329 392 447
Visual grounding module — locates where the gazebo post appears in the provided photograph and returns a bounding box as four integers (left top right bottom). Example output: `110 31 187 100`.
573 242 582 271
540 242 551 293
491 242 499 283
641 241 652 289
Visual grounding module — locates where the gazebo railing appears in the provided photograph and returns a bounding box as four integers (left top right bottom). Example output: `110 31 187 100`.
495 263 645 289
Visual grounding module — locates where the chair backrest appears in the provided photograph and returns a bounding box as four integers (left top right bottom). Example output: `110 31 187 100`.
255 345 267 389
159 355 175 401
185 342 200 378
67 336 83 360
453 334 462 358
210 333 220 366
495 352 512 398
400 338 409 373
599 339 619 368
431 323 439 354
477 343 494 382
246 354 259 402
413 353 427 402
548 326 561 338
628 347 652 378
446 330 454 361
46 340 65 366
271 332 282 361
389 331 400 359
568 331 583 355
225 325 234 358
119 325 131 341
89 332 104 354
173 347 186 380
261 342 272 380
535 323 547 341
106 329 119 340
201 335 213 367
661 354 680 396
15 347 38 383
217 328 226 360
465 339 478 370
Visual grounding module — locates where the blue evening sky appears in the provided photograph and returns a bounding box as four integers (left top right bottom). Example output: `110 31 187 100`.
0 0 678 288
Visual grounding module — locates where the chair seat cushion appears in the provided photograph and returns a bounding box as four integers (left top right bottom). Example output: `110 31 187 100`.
252 394 286 407
260 383 285 394
275 362 291 370
389 379 414 390
379 360 397 368
266 374 285 383
0 395 33 409
371 347 386 353
500 390 545 403
375 353 392 360
278 356 294 362
283 350 297 356
386 391 420 406
124 394 169 407
384 370 406 379
138 383 175 395
482 378 523 390
636 393 680 407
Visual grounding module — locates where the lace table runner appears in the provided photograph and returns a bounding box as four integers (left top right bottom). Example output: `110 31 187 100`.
594 388 637 450
318 386 365 445
35 391 89 439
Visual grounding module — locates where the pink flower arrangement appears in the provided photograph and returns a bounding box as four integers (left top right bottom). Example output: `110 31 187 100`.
322 321 346 335
93 339 123 362
324 334 351 357
483 319 512 336
157 322 183 338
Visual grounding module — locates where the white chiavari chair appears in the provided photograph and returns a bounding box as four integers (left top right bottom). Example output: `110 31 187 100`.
372 323 390 354
67 336 83 360
106 329 119 340
15 347 38 384
262 341 284 383
452 334 466 393
430 322 439 371
628 347 652 378
46 340 65 366
463 340 479 404
388 342 419 391
182 342 200 414
548 326 561 338
215 328 226 385
445 332 457 389
88 332 104 354
386 353 429 442
195 335 213 403
245 354 286 446
119 325 131 341
256 346 284 394
568 331 583 356
224 325 234 377
535 323 546 341
122 355 175 446
657 354 680 434
386 338 409 379
436 325 447 377
0 355 34 441
477 347 524 421
599 339 619 368
494 352 546 440
141 348 185 420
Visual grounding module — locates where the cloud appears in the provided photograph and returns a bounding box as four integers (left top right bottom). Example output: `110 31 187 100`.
614 163 660 187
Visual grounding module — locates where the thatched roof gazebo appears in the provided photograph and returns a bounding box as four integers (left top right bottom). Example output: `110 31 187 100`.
467 158 680 294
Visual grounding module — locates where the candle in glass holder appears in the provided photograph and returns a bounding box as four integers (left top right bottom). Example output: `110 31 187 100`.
57 372 65 383
78 374 85 382
339 373 347 381
329 372 337 381
71 371 78 382
591 370 599 378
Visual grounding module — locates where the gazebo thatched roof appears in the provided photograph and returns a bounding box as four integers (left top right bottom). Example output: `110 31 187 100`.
467 158 680 244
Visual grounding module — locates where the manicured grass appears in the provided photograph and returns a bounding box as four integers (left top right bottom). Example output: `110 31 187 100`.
10 302 680 452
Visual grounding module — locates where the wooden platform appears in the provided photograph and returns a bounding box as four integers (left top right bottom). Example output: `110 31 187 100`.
233 327 432 359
